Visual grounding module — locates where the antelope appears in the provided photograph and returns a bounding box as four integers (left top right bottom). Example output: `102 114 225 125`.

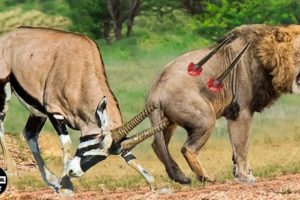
0 26 167 194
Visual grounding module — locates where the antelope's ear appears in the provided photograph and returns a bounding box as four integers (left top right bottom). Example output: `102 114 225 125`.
96 96 109 129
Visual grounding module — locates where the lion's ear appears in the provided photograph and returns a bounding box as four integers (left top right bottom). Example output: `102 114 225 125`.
257 28 295 93
273 28 292 43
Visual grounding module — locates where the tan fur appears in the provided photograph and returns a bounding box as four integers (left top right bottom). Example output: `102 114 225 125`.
0 27 122 134
0 27 160 192
0 27 124 192
257 27 295 93
147 24 300 184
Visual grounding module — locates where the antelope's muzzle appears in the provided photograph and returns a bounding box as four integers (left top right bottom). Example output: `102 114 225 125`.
67 155 107 177
67 134 111 177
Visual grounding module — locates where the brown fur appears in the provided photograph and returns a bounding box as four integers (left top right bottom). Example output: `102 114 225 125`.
147 24 300 184
0 27 165 193
0 27 122 132
226 24 297 94
0 27 125 192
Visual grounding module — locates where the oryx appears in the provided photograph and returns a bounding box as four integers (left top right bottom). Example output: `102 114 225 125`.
0 26 167 194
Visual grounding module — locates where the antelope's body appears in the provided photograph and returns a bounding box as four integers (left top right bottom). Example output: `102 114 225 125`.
0 27 158 194
147 24 300 184
0 27 121 131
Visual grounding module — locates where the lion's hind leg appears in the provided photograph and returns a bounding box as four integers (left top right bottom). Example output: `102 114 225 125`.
175 98 216 182
151 110 191 184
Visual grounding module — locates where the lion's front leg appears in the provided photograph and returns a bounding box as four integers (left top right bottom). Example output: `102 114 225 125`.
227 109 255 183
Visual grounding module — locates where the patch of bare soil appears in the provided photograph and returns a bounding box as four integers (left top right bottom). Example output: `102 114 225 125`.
0 133 62 173
1 134 300 199
0 135 36 172
0 174 300 200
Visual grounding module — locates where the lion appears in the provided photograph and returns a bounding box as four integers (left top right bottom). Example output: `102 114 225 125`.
146 24 300 184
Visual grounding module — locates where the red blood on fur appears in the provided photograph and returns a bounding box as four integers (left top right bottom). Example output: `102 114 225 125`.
207 78 224 92
187 62 202 76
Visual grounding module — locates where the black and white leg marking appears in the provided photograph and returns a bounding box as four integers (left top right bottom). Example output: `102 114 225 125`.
48 114 72 171
121 151 155 190
67 133 112 177
0 78 17 175
67 96 112 177
48 114 73 192
23 115 61 191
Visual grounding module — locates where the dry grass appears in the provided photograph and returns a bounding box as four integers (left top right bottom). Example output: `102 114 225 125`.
3 94 300 192
6 115 300 192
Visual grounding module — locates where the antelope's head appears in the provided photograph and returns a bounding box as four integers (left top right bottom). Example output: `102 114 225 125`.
67 97 160 177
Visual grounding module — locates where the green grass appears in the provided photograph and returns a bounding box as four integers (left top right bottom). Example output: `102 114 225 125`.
3 34 300 192
99 33 210 119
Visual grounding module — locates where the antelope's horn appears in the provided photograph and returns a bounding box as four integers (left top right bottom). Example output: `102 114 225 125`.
120 118 170 151
196 34 234 67
111 104 156 143
217 42 251 82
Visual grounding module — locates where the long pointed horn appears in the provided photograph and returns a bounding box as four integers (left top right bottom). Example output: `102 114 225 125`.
188 33 234 76
207 42 251 92
111 104 156 143
120 118 169 151
217 42 250 82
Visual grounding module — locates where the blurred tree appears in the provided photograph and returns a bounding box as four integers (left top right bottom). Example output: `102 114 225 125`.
1 0 299 42
108 0 125 40
66 0 141 41
126 0 140 37
66 0 108 40
196 0 300 38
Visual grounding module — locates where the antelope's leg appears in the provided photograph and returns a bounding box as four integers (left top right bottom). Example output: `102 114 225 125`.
121 151 155 191
0 80 17 175
23 115 61 191
48 115 73 192
227 109 255 183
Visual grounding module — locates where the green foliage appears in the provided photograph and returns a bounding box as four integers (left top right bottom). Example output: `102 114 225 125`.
66 0 108 39
1 0 298 41
133 8 209 51
0 8 70 34
0 0 71 15
66 0 142 40
140 0 182 17
196 0 300 38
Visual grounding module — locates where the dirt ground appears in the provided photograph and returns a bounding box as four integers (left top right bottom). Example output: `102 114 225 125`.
1 135 300 200
0 174 299 200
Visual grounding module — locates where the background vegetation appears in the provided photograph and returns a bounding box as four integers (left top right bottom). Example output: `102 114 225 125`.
1 0 300 192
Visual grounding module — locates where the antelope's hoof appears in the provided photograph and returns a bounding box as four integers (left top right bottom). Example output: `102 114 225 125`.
234 174 256 184
59 188 74 197
156 187 173 194
60 175 74 191
197 175 216 183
